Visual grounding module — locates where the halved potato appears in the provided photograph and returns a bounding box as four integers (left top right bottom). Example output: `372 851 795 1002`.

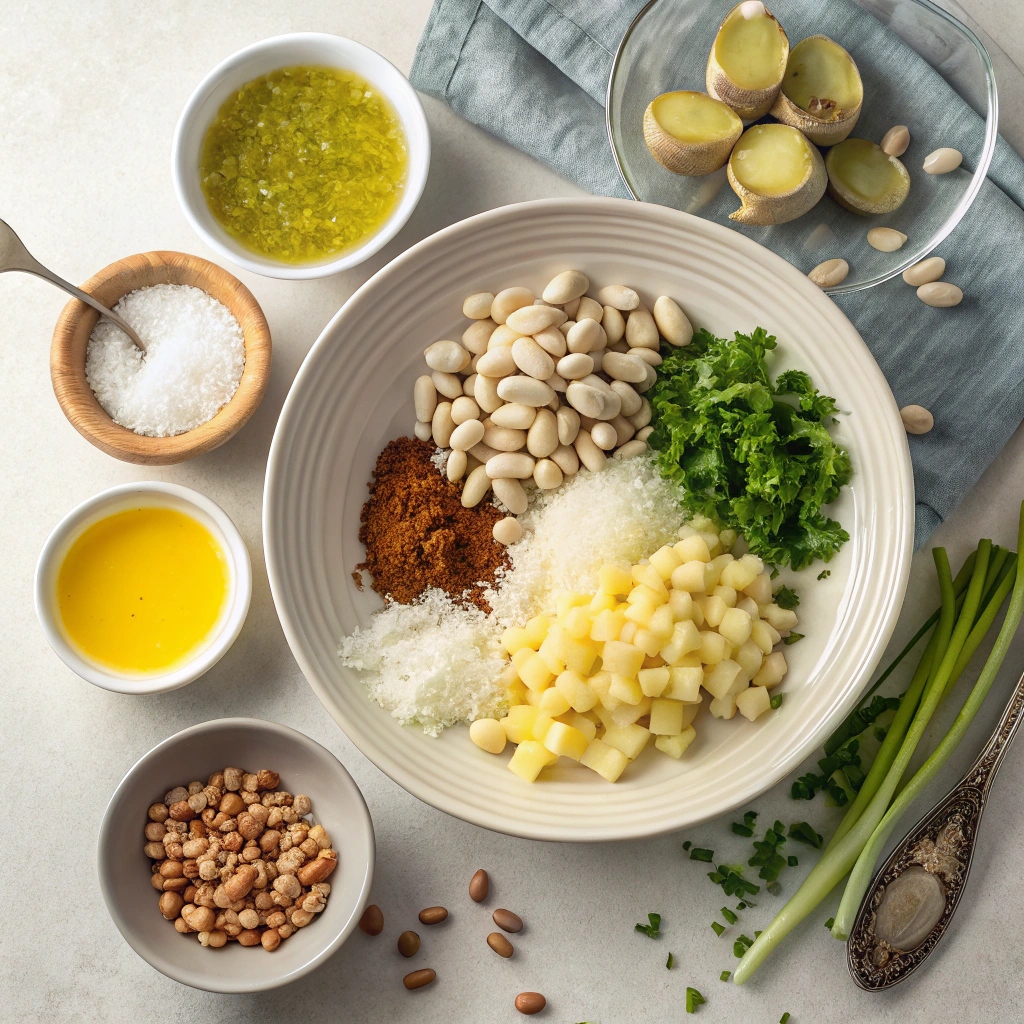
825 138 910 215
770 36 863 146
706 1 789 122
643 91 744 175
727 123 826 225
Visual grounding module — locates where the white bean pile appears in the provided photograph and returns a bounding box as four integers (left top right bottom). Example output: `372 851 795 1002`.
412 272 694 537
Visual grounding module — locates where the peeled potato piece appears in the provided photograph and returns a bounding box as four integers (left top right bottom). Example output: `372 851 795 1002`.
770 36 863 146
727 123 826 225
706 1 789 122
825 138 911 215
643 91 744 176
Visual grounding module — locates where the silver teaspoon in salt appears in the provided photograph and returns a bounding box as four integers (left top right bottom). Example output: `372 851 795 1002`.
0 218 146 352
847 662 1024 990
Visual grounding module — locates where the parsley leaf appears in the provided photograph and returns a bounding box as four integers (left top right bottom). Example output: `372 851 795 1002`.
773 585 800 610
635 913 662 938
686 988 706 1013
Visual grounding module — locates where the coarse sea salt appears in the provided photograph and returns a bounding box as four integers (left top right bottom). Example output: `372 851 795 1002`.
85 283 245 437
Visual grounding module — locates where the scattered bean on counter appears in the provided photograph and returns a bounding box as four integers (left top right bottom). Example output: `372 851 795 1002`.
404 968 437 990
515 992 547 1015
902 257 945 287
923 147 963 174
917 281 963 308
866 227 907 252
469 868 490 902
418 905 449 925
492 908 524 933
900 404 934 434
397 930 421 957
359 903 384 935
807 258 849 288
487 932 515 958
880 124 910 158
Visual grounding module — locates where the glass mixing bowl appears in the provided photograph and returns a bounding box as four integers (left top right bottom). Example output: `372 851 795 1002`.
607 0 998 294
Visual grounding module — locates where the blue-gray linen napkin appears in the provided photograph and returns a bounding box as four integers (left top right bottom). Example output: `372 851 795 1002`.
411 0 1024 545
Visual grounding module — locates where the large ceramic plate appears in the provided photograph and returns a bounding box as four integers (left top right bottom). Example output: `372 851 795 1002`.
264 197 914 842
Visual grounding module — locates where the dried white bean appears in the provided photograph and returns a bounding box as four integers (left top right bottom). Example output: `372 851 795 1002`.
556 406 580 446
486 452 536 479
881 125 910 158
565 381 606 419
446 449 468 481
431 402 456 447
492 477 528 514
425 340 470 373
542 270 590 305
602 305 625 344
497 375 555 407
533 459 564 490
566 318 604 354
491 287 534 324
545 372 568 393
602 351 648 384
625 306 659 349
902 257 945 287
450 396 480 424
923 148 962 174
573 429 608 472
558 320 575 337
534 327 567 358
483 425 527 452
488 324 521 349
474 373 503 414
506 304 567 335
636 362 657 393
431 370 464 400
580 373 613 394
493 517 524 545
633 348 662 366
476 347 517 378
413 421 432 441
808 259 849 288
917 281 963 307
653 296 693 346
576 296 604 322
462 465 492 507
463 373 478 397
636 425 653 442
589 349 604 373
511 336 556 380
463 292 495 319
900 404 934 434
610 380 642 417
867 227 907 252
611 415 635 446
591 422 617 450
450 419 485 451
556 353 594 380
463 318 498 354
526 408 559 458
414 376 437 422
596 285 640 311
627 397 652 430
551 443 580 476
491 403 536 429
562 297 581 319
614 439 648 460
469 441 499 464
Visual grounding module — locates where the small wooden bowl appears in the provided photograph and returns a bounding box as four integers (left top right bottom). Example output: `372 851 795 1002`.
51 251 271 465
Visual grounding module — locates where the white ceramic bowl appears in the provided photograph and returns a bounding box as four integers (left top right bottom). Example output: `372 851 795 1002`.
35 482 251 694
97 718 375 993
264 197 914 842
172 33 430 280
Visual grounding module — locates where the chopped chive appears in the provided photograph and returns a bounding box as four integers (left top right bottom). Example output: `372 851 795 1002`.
788 855 799 867
712 921 726 936
635 912 661 938
824 917 835 929
685 987 706 1013
770 567 780 580
733 934 754 958
666 952 675 969
731 822 754 837
767 881 782 895
754 931 762 938
817 568 831 580
788 822 824 849
770 693 784 709
780 1014 792 1024
690 847 714 862
736 902 747 910
721 907 738 924
682 840 692 851
782 632 805 645
720 970 731 982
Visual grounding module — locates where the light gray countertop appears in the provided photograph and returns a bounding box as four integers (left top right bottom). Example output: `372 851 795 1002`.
2 2 1023 1021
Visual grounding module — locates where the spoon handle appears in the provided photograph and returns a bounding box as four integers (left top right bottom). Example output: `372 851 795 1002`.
847 663 1024 990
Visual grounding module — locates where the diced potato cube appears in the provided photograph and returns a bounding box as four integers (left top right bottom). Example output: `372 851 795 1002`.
538 624 570 672
709 694 738 719
721 553 764 590
589 592 618 614
556 670 598 712
580 738 629 782
538 686 572 717
598 563 633 596
564 639 599 676
508 740 557 781
624 599 656 628
736 685 772 721
511 647 535 673
702 659 746 699
502 705 541 743
602 640 645 678
719 607 753 648
699 530 722 557
698 630 729 665
532 714 556 742
649 698 684 736
555 591 590 619
648 605 675 641
524 686 544 707
649 544 683 580
713 584 737 608
735 639 763 680
519 652 555 692
543 721 589 760
744 572 773 606
763 604 799 631
597 696 652 729
563 605 592 640
642 654 666 669
523 615 552 648
632 563 668 596
660 619 701 664
690 600 705 628
655 727 697 759
502 626 532 655
609 673 644 705
590 608 627 642
556 710 598 741
751 618 781 655
677 523 697 540
588 670 612 700
665 666 703 702
736 596 760 619
674 534 711 563
618 620 638 644
670 560 707 593
507 680 530 706
638 666 670 697
718 528 737 550
603 723 651 760
699 595 728 628
633 628 663 658
753 651 788 688
668 589 694 621
703 553 734 591
629 583 669 608
689 514 716 532
680 700 701 728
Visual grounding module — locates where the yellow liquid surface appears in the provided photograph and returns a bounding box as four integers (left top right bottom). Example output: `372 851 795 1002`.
782 38 861 112
57 507 228 674
651 91 740 143
732 124 812 195
716 7 787 90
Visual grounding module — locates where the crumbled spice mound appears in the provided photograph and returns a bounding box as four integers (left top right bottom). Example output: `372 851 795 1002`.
357 436 508 610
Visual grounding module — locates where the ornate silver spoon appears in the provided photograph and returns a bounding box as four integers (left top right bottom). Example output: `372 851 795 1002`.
847 663 1024 989
0 218 146 352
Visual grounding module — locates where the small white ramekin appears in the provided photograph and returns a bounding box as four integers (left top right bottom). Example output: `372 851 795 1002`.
172 33 430 280
35 482 251 695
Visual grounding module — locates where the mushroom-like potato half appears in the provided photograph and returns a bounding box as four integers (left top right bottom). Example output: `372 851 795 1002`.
825 138 911 215
643 91 744 175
